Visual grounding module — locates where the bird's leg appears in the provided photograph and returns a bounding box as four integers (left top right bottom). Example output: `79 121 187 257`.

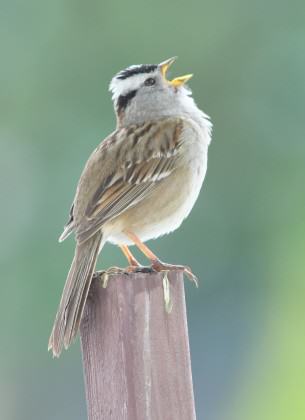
123 230 198 286
119 245 141 270
94 246 139 287
119 244 154 273
94 244 152 288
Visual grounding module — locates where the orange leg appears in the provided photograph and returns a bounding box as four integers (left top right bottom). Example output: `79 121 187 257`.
123 231 158 260
119 244 141 267
123 230 198 286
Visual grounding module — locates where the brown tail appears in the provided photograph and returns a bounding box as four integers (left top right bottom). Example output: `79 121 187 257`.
48 231 103 357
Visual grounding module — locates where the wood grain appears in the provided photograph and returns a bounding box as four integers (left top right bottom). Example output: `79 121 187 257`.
80 271 196 420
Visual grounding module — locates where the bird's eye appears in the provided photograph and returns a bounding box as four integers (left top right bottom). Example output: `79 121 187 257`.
144 77 156 86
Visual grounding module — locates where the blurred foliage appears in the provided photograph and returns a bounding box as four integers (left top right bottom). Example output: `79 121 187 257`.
1 0 305 419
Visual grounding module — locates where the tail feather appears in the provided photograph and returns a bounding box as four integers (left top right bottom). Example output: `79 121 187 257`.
48 231 103 357
58 223 75 242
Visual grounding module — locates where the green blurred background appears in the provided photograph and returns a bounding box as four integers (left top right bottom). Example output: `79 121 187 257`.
1 0 305 419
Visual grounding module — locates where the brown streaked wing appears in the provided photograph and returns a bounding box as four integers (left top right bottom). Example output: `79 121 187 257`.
75 117 184 243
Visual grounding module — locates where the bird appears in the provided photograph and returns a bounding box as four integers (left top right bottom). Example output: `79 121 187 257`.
48 57 212 357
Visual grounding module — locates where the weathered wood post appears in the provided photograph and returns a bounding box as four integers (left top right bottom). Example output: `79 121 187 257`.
80 270 196 420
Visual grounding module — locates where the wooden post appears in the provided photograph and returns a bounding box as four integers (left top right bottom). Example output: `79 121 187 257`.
80 271 196 420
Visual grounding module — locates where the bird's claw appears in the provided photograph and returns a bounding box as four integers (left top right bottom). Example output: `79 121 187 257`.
150 259 199 287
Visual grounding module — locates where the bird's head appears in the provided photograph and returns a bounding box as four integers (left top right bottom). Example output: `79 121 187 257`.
109 57 194 126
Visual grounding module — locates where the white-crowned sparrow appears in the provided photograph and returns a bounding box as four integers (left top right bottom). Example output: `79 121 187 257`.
48 57 212 357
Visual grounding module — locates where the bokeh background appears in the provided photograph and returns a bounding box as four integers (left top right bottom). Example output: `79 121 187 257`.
1 0 305 419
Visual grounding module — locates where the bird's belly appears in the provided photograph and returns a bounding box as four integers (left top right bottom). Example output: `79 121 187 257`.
106 153 207 245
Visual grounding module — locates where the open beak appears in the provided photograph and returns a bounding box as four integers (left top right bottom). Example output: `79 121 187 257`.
159 57 193 87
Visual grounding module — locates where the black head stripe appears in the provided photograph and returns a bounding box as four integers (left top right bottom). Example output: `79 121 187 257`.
116 64 157 80
117 89 137 112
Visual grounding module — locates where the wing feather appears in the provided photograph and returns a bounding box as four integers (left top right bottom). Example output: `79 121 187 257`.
69 117 185 243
